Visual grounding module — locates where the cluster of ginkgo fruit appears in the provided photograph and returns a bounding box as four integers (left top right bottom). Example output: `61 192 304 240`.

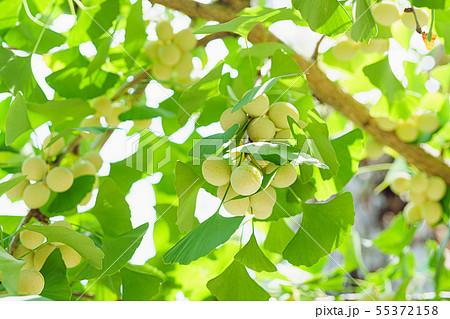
0 221 81 296
390 172 447 226
364 110 441 160
332 1 430 61
201 94 301 219
6 135 102 209
80 96 152 133
144 21 197 81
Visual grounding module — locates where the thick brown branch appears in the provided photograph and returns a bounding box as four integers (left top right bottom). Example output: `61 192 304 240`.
148 0 450 184
197 32 238 47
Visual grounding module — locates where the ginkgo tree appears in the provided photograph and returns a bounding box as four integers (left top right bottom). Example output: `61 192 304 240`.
0 0 449 301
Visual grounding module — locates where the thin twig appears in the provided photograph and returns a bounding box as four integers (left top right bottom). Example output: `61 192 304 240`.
312 35 326 60
111 69 152 101
9 209 39 255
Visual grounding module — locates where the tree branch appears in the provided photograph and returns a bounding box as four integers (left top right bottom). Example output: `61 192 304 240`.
9 209 48 255
148 0 450 184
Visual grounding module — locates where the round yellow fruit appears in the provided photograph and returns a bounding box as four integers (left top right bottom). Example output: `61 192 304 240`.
249 186 276 212
217 184 249 216
421 201 443 225
106 105 127 127
409 191 427 205
42 133 65 158
80 116 102 139
267 102 299 129
22 157 47 181
18 269 45 295
51 220 73 229
332 40 359 61
158 44 181 67
134 119 152 130
174 53 193 79
202 157 232 186
242 94 270 117
409 173 428 194
230 165 263 196
59 245 82 268
401 9 428 31
33 244 56 271
376 116 397 132
372 1 400 27
13 245 35 270
82 151 103 171
155 20 173 41
403 202 422 224
219 108 248 132
253 208 274 220
247 117 276 142
152 62 173 81
46 167 74 192
395 119 418 143
144 40 162 60
6 174 29 200
20 230 45 250
72 160 97 178
274 129 291 141
365 137 384 159
416 111 439 133
174 29 197 52
79 192 92 206
360 38 389 53
390 173 411 195
23 183 51 209
426 176 447 201
267 163 298 188
91 96 112 117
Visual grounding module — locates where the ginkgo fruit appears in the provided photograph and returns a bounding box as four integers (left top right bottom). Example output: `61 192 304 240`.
426 176 447 201
59 245 82 268
376 116 397 132
152 62 172 81
144 40 162 60
274 129 291 140
155 21 173 41
158 44 182 66
20 230 45 250
249 186 276 214
409 191 426 205
13 245 35 270
409 173 428 194
219 108 248 131
202 157 232 186
83 151 103 171
51 220 73 229
401 9 428 31
174 53 194 78
22 157 47 181
247 117 276 142
421 201 443 225
217 184 249 216
23 183 51 209
416 111 439 133
332 40 359 61
33 244 56 271
371 1 400 27
230 165 263 196
42 133 65 158
80 116 102 139
267 102 299 129
18 269 45 295
134 119 152 130
72 160 97 178
266 163 297 188
242 94 270 117
6 174 29 200
403 202 422 224
390 173 411 195
174 29 197 52
395 119 418 143
91 96 112 117
365 137 384 159
46 167 74 192
79 192 92 206
252 208 273 220
360 38 389 53
106 105 128 127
